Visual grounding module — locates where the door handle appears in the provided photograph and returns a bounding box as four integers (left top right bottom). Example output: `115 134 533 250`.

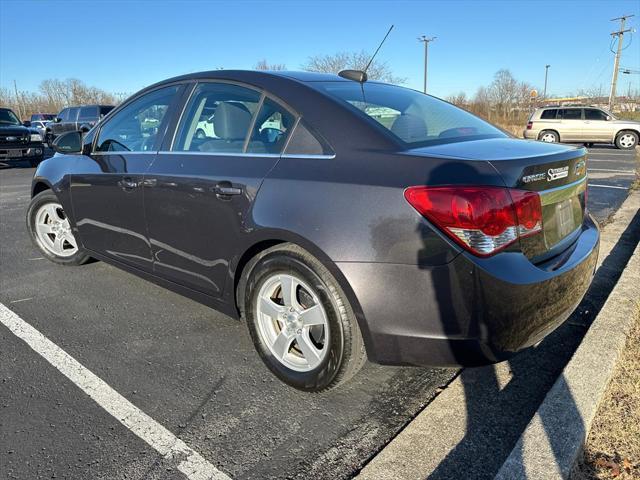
120 177 138 189
214 182 242 197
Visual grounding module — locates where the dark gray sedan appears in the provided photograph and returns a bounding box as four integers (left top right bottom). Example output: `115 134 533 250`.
27 70 599 391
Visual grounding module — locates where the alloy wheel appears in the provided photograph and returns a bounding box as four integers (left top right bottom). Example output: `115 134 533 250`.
540 132 557 143
256 273 329 372
34 202 79 257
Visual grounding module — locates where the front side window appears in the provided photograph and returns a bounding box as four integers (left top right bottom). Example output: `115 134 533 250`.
173 82 261 153
100 106 114 116
314 82 505 146
584 109 608 121
95 85 179 152
0 109 21 125
559 108 582 120
67 108 79 122
58 109 69 121
540 109 557 119
78 106 98 122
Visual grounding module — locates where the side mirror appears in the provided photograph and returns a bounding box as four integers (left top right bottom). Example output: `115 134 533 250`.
53 117 62 123
23 120 32 127
606 115 612 121
52 131 82 154
79 124 91 133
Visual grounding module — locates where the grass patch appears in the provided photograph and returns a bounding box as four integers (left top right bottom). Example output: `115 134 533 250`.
571 310 640 479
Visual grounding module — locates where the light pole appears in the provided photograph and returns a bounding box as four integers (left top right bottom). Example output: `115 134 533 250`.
543 64 550 101
418 35 436 93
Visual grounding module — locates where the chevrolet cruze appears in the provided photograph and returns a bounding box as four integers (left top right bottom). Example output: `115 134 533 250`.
27 70 599 391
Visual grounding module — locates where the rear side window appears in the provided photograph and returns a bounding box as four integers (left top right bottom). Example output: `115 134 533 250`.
246 98 295 154
173 82 261 153
558 108 582 120
78 106 98 121
285 121 334 156
540 109 557 119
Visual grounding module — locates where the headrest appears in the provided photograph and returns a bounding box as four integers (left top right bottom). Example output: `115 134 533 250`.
391 113 428 142
213 102 252 140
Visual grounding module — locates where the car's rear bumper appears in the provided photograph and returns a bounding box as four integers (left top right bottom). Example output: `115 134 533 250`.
523 129 537 140
337 214 599 367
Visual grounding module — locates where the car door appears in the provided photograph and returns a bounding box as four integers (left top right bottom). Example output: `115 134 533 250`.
64 107 80 134
77 106 98 131
70 84 183 271
143 81 295 297
557 108 584 142
52 108 69 137
583 108 612 142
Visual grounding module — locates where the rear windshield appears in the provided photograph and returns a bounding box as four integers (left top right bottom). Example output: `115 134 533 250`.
314 81 505 147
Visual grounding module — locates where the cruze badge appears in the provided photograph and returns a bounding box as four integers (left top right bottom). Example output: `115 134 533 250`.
547 166 569 181
521 172 546 184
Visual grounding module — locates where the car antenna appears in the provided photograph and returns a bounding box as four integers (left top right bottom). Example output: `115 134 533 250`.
339 24 394 83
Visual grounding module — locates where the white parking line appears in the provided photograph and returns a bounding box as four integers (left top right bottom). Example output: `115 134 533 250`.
588 168 636 174
588 183 629 190
0 303 231 480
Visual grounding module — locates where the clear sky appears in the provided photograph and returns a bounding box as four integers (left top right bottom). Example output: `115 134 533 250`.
1 0 639 99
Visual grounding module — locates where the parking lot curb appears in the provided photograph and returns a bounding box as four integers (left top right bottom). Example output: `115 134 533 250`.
356 190 640 480
494 246 640 479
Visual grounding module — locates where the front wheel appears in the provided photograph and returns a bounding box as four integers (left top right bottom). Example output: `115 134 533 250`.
26 190 90 265
615 131 638 150
243 244 367 392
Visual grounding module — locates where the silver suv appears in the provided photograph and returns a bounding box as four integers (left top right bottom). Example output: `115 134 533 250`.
524 106 640 149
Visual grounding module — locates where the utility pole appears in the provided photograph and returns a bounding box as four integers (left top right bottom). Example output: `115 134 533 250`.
13 80 22 120
418 35 436 93
543 64 550 101
608 14 634 111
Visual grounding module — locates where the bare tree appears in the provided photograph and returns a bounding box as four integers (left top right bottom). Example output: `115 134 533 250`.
254 59 287 71
2 78 117 120
302 50 406 84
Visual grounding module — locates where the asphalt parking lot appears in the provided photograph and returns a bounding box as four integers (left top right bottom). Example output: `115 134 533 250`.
0 145 637 480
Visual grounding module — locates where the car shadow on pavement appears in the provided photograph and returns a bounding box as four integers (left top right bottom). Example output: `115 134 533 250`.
418 187 640 479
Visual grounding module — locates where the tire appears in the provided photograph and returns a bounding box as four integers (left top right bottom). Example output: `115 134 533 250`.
26 190 90 266
242 244 367 392
615 130 638 150
538 130 559 143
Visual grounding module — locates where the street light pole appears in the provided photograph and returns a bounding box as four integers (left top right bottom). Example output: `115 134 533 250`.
418 35 436 93
543 64 550 101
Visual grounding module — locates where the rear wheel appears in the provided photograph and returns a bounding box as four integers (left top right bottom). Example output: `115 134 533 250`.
27 190 90 265
243 244 366 392
615 130 638 150
539 130 559 143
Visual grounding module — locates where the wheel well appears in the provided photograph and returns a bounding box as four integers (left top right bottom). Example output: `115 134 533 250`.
32 182 50 197
539 129 560 140
616 128 640 138
233 239 285 316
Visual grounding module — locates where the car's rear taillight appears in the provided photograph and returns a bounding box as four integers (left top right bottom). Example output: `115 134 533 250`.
526 122 533 130
404 186 542 256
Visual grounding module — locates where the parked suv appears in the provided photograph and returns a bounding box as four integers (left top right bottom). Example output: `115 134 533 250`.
524 106 640 149
0 107 45 166
45 105 114 144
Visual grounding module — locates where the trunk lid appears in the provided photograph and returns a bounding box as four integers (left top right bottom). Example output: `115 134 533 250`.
409 138 588 261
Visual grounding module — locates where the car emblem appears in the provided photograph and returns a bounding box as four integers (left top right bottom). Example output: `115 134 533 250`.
574 159 586 177
547 166 569 181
